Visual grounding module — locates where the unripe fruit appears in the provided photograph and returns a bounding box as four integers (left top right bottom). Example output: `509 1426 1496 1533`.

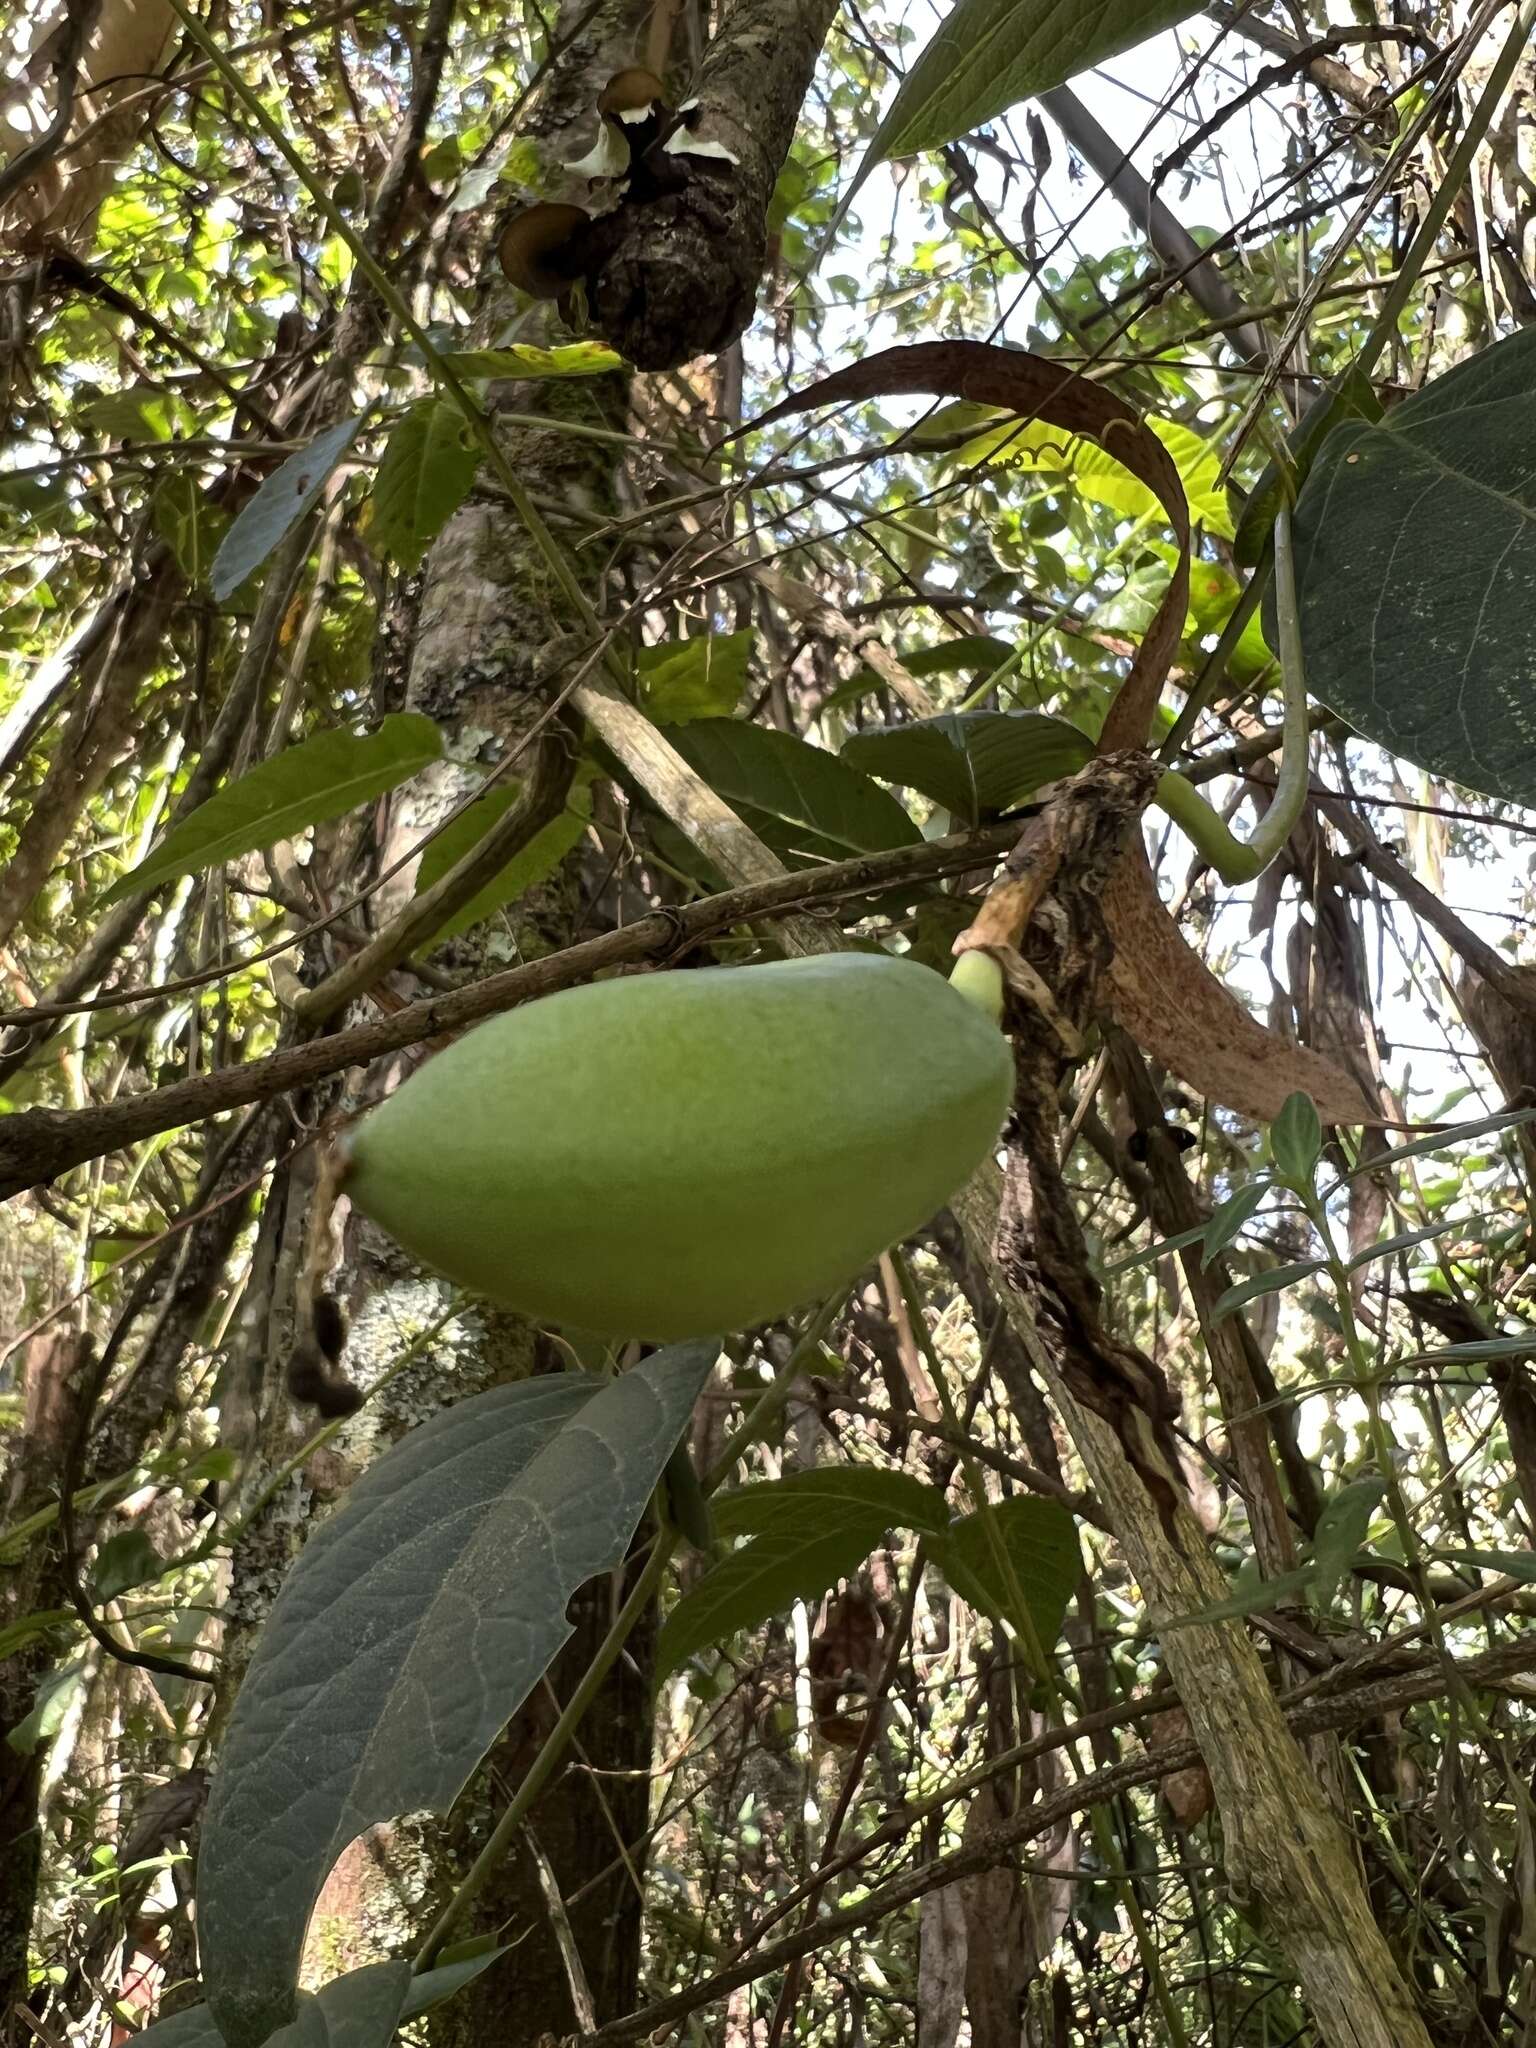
345 953 1012 1339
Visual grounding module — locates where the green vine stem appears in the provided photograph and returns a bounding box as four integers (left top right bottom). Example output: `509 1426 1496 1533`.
1150 499 1310 884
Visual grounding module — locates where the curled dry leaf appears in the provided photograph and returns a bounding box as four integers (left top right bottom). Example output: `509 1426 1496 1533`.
759 341 1371 1126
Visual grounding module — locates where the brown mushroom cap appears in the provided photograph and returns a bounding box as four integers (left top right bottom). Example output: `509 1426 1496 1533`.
497 203 592 298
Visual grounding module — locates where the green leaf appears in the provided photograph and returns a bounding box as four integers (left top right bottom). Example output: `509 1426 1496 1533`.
199 1343 715 2048
841 711 1092 826
1292 327 1536 806
1269 1092 1322 1185
1346 1218 1468 1271
664 720 922 865
106 2005 225 2048
410 778 593 942
262 1962 411 2048
835 635 1015 708
1330 1104 1536 1183
104 713 442 903
7 1658 87 1756
845 0 1201 198
1310 1477 1386 1605
435 341 625 379
211 414 364 603
1441 1547 1536 1582
658 1468 948 1678
1200 1181 1273 1266
369 398 480 571
96 1951 501 2048
1161 1564 1313 1630
1231 367 1382 567
0 1610 74 1661
153 474 228 587
637 631 753 724
923 409 1228 537
1210 1259 1324 1323
92 1529 164 1604
928 1496 1080 1639
400 1943 508 2020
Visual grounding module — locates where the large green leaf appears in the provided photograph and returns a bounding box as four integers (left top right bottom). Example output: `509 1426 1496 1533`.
368 397 480 571
435 341 625 379
665 719 922 863
843 0 1201 209
1292 327 1536 805
211 414 364 602
199 1343 716 2048
657 1468 948 1678
104 714 442 903
262 1962 411 2048
120 1951 503 2048
637 631 753 724
928 1495 1080 1638
840 711 1092 826
410 776 594 942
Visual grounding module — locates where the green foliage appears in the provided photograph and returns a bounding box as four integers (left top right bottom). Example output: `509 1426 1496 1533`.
847 0 1202 194
637 631 754 723
104 714 443 902
1293 327 1536 804
367 397 480 570
198 1344 716 2048
659 1468 949 1676
211 416 365 602
408 767 594 943
664 718 923 862
841 709 1092 824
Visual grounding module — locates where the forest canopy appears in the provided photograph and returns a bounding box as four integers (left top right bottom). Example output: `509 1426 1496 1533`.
4 1 1536 2045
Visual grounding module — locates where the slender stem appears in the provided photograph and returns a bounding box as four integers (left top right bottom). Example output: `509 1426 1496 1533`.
1151 503 1309 884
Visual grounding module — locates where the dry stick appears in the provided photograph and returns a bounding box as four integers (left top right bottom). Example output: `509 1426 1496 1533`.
580 1635 1536 2046
0 827 1016 1199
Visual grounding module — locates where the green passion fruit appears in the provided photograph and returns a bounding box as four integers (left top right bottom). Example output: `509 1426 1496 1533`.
345 952 1013 1340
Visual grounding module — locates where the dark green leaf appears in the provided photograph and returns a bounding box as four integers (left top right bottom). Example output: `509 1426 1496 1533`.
262 1963 411 2048
212 414 364 602
199 1342 716 2048
1441 1547 1536 1582
400 1943 508 2020
1269 1092 1322 1185
1201 1181 1273 1266
1232 367 1382 567
154 475 228 587
840 635 1014 706
369 398 480 571
1292 327 1536 805
104 713 442 903
1211 1259 1324 1323
665 720 921 864
1330 1105 1536 1184
0 1611 74 1661
92 1529 164 1604
1310 1477 1386 1604
841 711 1091 826
658 1468 948 1678
410 778 593 942
637 631 753 724
846 0 1201 196
928 1496 1080 1639
1161 1564 1313 1630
